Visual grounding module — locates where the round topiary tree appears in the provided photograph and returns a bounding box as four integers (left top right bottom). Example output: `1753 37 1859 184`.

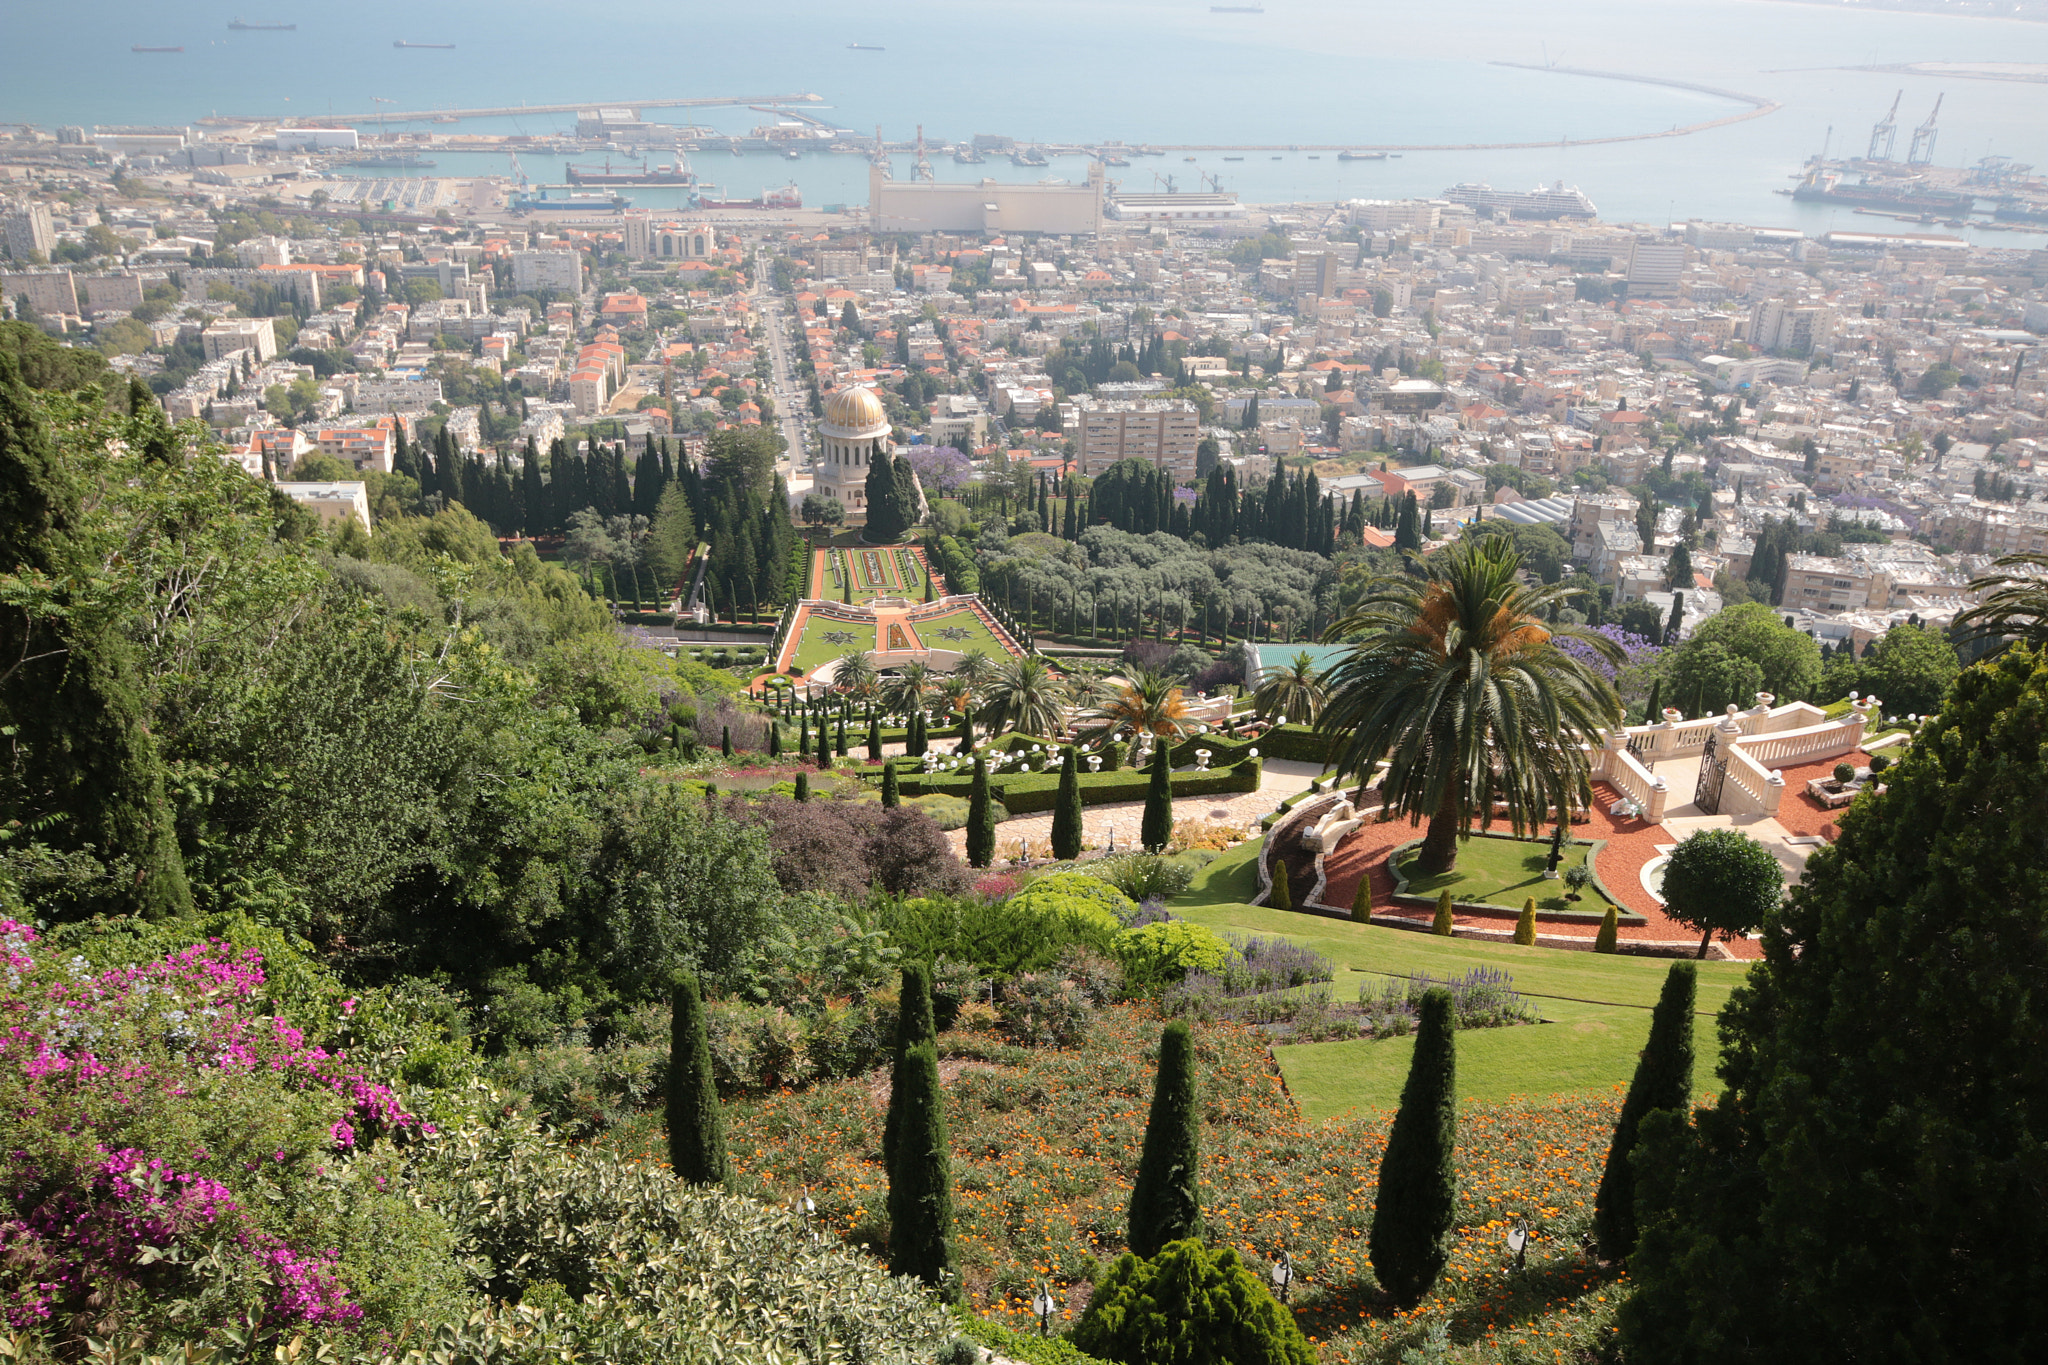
1074 1239 1314 1365
1833 761 1855 785
1660 827 1785 959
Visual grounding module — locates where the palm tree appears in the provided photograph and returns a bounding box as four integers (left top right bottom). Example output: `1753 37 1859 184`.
1317 534 1623 876
1252 650 1329 725
833 650 878 704
950 650 996 694
978 655 1072 739
1076 665 1200 745
1955 551 2048 647
882 660 937 716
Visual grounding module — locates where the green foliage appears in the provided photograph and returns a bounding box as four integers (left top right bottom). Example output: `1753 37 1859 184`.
967 755 995 868
1667 601 1821 705
1073 1239 1315 1365
1088 852 1195 903
1113 921 1230 990
1593 962 1693 1263
1127 1023 1202 1259
1052 744 1083 861
1270 857 1293 911
1513 897 1536 946
1142 741 1173 852
1431 890 1454 936
665 974 728 1185
1623 647 2048 1361
1010 872 1139 927
1370 988 1458 1308
882 889 1122 980
1351 873 1372 923
956 1310 1117 1365
887 1041 959 1300
1594 904 1619 954
1856 621 1961 716
880 759 901 807
1659 827 1784 958
884 962 937 1172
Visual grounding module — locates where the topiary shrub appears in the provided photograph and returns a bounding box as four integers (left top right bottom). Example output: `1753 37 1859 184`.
1595 904 1619 954
1113 920 1231 991
1269 857 1293 911
1432 889 1454 936
1869 752 1891 773
1009 871 1139 926
1351 872 1372 923
1514 896 1537 947
1074 1239 1315 1365
1833 762 1855 785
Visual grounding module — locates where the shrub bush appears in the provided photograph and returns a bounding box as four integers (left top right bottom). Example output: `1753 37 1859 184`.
1869 752 1891 773
1113 921 1232 990
1008 871 1140 926
1833 762 1855 784
997 973 1096 1048
1073 1239 1314 1365
1087 851 1196 904
738 794 972 900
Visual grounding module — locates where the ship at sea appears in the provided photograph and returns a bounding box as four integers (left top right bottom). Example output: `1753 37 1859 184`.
1010 146 1049 167
693 183 802 210
1441 180 1598 220
952 145 986 163
228 19 296 31
1338 149 1386 161
132 45 183 53
513 188 629 212
394 41 457 49
847 43 884 51
344 152 437 169
1211 4 1266 12
566 157 694 187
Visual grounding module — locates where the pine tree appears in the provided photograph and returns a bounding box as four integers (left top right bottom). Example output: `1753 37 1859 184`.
1141 739 1173 852
1127 1021 1202 1259
886 1041 959 1300
1051 745 1083 861
665 974 729 1185
880 759 900 808
1433 889 1454 936
1370 987 1458 1308
1270 857 1293 911
1595 904 1619 953
965 755 995 868
1514 896 1537 946
795 771 811 802
1351 871 1373 923
867 711 882 761
1594 962 1694 1263
882 962 936 1170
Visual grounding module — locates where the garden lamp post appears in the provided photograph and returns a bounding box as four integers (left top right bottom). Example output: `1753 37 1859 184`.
1505 1218 1529 1271
1270 1250 1294 1303
797 1191 817 1241
1032 1286 1057 1337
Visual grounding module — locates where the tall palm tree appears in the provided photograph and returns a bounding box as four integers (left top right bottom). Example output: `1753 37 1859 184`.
950 650 995 694
1956 551 2048 647
832 650 878 704
1252 650 1330 725
1076 665 1200 745
978 655 1072 739
1317 534 1623 876
882 660 937 716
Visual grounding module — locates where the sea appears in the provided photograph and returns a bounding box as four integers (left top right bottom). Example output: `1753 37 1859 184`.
10 0 2048 237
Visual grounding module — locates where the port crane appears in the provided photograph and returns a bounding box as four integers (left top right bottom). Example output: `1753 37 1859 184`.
1151 172 1178 194
1867 91 1901 162
1200 169 1226 193
913 123 934 182
1908 94 1943 166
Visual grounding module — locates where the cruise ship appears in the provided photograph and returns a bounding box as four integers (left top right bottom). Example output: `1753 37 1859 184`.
1441 181 1598 220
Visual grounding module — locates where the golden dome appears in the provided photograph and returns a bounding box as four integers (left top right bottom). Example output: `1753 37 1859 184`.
822 384 889 433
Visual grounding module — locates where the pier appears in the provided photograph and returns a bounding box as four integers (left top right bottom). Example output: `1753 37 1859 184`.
203 93 823 128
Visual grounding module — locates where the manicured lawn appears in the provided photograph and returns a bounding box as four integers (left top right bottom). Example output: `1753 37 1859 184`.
1394 833 1621 916
1174 840 1750 1113
913 608 1006 659
789 612 878 673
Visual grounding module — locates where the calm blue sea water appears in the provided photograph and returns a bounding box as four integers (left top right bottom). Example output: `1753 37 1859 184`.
9 1 2048 230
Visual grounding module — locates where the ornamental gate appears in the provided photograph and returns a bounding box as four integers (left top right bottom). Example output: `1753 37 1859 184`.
1694 729 1728 814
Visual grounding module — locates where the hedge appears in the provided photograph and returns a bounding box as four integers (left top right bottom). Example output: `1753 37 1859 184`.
887 757 1259 814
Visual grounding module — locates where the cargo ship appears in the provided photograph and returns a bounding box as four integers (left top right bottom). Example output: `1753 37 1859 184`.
1993 196 2048 226
693 183 801 210
345 152 437 169
228 19 296 30
847 42 885 51
1010 146 1049 167
394 41 456 49
1442 180 1598 220
1338 149 1386 161
566 157 694 186
132 45 183 52
1790 166 1974 216
1211 4 1266 11
513 188 629 212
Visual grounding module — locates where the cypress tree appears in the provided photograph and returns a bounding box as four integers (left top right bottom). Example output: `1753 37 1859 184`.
1595 904 1619 953
767 719 782 757
1370 987 1458 1308
1351 871 1373 923
798 715 810 756
1433 889 1455 936
836 711 848 756
665 974 729 1185
1050 744 1082 861
1594 962 1695 1263
1127 1021 1202 1259
909 710 926 757
795 771 811 802
880 758 900 808
1141 739 1173 852
867 711 882 761
965 755 994 868
817 735 833 770
1514 896 1537 946
721 724 732 758
1270 857 1293 911
955 709 975 754
886 1041 959 1300
0 352 192 922
882 962 936 1170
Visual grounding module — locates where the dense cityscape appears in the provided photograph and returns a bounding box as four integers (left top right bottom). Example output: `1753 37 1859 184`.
3 15 2048 1365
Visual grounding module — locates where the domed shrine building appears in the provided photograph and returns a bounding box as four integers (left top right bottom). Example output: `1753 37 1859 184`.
816 383 891 515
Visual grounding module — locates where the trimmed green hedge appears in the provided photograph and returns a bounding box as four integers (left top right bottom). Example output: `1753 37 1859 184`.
887 760 1258 815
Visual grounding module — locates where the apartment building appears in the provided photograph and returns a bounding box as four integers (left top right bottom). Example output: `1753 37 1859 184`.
1782 554 1894 613
1076 400 1201 478
310 420 397 474
510 249 582 295
3 202 56 261
200 317 277 363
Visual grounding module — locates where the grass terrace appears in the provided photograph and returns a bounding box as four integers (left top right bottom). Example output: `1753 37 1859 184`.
788 610 880 674
907 606 1008 659
1392 833 1624 919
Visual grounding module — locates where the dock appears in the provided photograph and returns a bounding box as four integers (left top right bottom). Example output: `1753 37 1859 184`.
204 93 823 128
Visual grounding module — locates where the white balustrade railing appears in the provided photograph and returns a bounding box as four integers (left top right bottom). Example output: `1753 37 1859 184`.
1607 748 1668 823
1719 744 1783 818
1734 721 1858 770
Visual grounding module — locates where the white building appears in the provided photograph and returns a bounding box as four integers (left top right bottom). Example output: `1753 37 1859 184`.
510 249 582 295
200 317 278 363
1625 238 1686 300
273 480 373 533
273 127 359 152
3 203 56 261
815 384 892 515
1076 400 1202 479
